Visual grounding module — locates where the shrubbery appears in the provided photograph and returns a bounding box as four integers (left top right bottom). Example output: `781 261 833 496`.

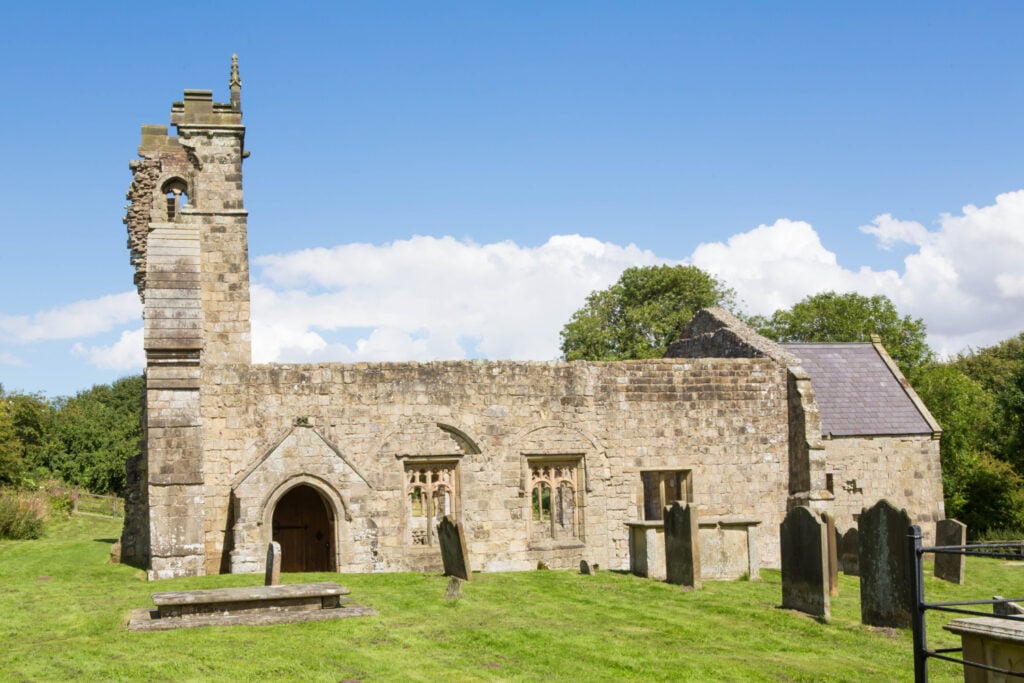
0 489 47 540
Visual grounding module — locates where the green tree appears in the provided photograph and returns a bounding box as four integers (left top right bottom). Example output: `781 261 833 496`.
0 387 53 487
751 291 931 377
43 376 143 495
913 364 998 521
560 265 734 361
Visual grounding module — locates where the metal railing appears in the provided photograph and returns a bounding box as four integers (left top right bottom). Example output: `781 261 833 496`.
908 524 1024 682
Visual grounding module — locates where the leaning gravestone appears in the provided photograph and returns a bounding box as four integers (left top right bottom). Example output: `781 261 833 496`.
841 528 859 576
934 519 967 585
437 515 471 581
780 506 830 619
858 499 913 628
821 512 839 596
264 541 281 586
664 502 701 589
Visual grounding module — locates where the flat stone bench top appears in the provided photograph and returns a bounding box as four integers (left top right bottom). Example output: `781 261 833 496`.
152 581 350 606
945 616 1024 644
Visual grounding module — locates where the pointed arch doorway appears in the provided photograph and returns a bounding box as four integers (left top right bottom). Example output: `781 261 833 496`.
271 485 335 572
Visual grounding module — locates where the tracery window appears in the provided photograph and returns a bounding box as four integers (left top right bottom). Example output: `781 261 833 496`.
405 461 457 546
529 458 581 541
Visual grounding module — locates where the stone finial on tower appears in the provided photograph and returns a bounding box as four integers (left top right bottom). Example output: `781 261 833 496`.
230 54 242 111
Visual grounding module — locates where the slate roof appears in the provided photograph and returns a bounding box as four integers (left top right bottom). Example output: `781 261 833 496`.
782 343 935 437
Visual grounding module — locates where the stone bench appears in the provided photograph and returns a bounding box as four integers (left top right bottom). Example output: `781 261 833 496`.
129 581 377 631
944 616 1024 681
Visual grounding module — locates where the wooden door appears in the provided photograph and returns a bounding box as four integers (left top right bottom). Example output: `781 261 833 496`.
271 485 333 572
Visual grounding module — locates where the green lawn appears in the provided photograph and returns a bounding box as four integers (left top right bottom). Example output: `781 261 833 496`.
1 515 1021 682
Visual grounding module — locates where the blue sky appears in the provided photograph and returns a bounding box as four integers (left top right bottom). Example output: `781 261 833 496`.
2 2 1024 397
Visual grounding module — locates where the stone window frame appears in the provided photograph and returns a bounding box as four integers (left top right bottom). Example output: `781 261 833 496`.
525 454 585 547
161 177 190 221
399 456 461 547
638 469 693 521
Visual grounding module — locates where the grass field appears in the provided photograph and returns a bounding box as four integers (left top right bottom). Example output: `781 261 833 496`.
1 515 1022 682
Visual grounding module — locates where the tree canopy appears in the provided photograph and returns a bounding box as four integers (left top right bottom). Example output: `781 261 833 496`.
750 291 932 377
559 265 734 361
0 376 143 495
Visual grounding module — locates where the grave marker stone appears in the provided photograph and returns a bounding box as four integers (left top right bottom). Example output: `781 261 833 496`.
934 519 967 585
841 528 859 576
822 512 839 596
664 502 701 589
579 560 594 575
264 541 281 586
445 576 463 601
858 499 913 628
780 506 830 619
437 515 471 581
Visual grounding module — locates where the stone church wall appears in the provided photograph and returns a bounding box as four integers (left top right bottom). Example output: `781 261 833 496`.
197 357 792 575
823 434 943 541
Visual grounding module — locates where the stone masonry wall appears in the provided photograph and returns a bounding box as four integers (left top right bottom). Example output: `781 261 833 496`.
198 357 793 574
823 434 944 544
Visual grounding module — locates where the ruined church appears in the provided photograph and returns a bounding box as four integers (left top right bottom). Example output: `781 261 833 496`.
119 59 944 580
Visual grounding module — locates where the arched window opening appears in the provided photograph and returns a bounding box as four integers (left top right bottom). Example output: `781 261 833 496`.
405 461 458 546
529 459 581 542
161 178 189 221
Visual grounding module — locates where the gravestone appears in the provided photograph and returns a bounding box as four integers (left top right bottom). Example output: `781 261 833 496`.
780 506 830 619
445 576 463 601
934 519 967 585
841 528 859 576
579 560 594 575
858 499 913 628
664 502 701 589
264 541 281 586
822 512 839 596
835 527 844 573
437 515 471 581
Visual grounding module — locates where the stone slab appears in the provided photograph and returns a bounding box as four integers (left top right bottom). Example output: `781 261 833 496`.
934 518 967 585
438 515 471 581
780 506 830 620
264 541 281 586
128 603 377 631
858 499 913 628
664 502 701 589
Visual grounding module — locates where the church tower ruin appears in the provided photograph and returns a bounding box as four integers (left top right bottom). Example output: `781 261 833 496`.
121 57 252 577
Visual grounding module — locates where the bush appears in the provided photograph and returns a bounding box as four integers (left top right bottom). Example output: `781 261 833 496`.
0 489 46 539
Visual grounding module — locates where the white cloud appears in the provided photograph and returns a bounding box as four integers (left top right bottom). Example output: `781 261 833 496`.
692 190 1024 358
71 327 145 370
0 351 28 367
691 219 902 316
0 292 141 343
15 189 1024 380
858 213 931 249
251 234 671 363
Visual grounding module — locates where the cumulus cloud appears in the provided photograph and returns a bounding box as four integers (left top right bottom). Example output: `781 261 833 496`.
692 190 1024 357
14 189 1024 380
0 351 28 367
251 234 671 363
0 292 141 343
71 327 145 370
691 219 902 316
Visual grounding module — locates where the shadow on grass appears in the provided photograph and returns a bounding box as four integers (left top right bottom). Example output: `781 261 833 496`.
94 538 118 544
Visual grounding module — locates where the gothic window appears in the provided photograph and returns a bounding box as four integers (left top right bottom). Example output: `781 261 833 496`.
405 460 457 546
529 458 582 541
640 470 692 521
161 178 189 221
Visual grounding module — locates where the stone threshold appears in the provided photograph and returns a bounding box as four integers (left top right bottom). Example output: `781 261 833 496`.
128 581 378 631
